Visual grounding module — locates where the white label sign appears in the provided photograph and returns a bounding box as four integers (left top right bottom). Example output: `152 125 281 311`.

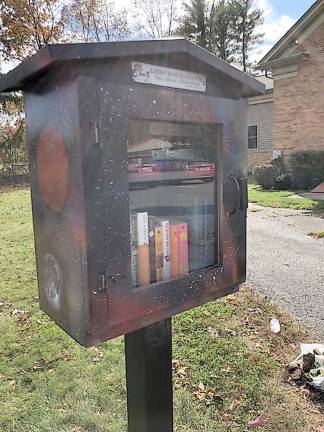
131 62 207 92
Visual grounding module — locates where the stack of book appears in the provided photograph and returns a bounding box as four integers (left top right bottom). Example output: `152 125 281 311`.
130 211 189 287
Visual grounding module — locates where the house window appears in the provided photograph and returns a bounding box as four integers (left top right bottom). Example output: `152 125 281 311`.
248 125 258 149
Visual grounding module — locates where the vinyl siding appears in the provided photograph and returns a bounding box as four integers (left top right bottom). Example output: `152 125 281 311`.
248 100 273 150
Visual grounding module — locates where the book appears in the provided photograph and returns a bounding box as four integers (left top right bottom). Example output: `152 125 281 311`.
130 212 137 286
137 212 150 286
170 223 180 278
148 222 156 283
178 222 189 275
154 224 164 282
161 220 171 281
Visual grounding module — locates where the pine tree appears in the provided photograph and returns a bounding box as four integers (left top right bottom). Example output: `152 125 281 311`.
179 0 211 49
232 0 264 72
210 0 237 61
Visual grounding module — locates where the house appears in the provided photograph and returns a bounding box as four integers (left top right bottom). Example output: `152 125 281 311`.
248 0 324 171
248 75 273 172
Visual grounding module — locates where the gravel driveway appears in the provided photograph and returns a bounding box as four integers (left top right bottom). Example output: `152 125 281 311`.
247 205 324 334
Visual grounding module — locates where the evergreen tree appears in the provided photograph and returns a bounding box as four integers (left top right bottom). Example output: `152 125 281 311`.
179 0 211 49
232 0 264 72
178 0 264 71
210 0 237 61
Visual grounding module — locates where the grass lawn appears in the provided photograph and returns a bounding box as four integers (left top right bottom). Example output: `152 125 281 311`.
248 184 324 211
0 187 323 432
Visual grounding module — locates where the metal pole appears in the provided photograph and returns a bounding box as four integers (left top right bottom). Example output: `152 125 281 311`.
125 318 173 432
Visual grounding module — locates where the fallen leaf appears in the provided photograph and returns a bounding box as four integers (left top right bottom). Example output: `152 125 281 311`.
197 382 205 391
300 388 311 397
194 391 205 401
172 359 179 370
226 294 237 302
225 328 237 336
177 367 188 379
70 426 83 432
247 417 269 429
207 326 219 338
229 397 242 411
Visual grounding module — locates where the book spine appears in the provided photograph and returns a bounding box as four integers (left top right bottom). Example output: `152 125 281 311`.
148 218 156 283
155 225 164 282
170 224 179 278
162 220 171 281
178 223 189 275
130 213 137 286
137 212 150 286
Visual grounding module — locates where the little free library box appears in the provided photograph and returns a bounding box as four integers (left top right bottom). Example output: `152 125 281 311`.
0 39 264 347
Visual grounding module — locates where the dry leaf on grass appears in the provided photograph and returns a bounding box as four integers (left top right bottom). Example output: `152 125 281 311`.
247 417 269 429
70 426 83 432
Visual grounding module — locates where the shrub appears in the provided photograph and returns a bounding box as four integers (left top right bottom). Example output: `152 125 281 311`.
274 173 292 190
253 157 289 190
289 151 324 190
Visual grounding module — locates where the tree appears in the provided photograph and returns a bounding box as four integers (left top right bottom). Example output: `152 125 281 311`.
132 0 180 39
178 0 263 70
62 0 129 43
210 0 237 62
0 0 65 62
0 93 27 177
179 0 211 49
232 0 263 72
179 0 238 61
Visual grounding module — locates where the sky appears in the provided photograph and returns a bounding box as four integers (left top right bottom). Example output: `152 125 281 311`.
252 0 316 62
116 0 317 64
0 0 317 73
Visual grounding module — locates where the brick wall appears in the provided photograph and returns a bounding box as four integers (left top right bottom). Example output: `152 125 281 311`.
248 149 273 173
273 23 324 159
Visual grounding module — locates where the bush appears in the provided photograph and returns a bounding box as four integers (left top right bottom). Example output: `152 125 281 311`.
253 157 290 190
289 151 324 190
274 173 292 190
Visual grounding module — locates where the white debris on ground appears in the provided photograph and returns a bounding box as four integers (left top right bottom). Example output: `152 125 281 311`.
289 344 324 392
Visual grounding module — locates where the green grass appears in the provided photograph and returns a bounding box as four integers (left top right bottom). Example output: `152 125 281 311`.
0 188 322 432
248 184 324 211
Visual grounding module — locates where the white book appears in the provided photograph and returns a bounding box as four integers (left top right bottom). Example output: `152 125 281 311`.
130 213 137 286
137 212 149 246
161 220 171 281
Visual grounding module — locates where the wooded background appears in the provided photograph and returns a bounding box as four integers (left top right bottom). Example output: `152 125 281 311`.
0 0 264 181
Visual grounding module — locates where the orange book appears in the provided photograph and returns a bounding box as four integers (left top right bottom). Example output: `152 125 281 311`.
178 223 189 274
170 224 180 278
155 225 164 282
137 212 150 286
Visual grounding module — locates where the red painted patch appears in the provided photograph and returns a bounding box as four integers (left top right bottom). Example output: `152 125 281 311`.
312 182 324 193
36 127 70 213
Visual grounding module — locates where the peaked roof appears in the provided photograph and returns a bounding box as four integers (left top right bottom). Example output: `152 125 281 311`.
0 39 263 97
259 0 324 67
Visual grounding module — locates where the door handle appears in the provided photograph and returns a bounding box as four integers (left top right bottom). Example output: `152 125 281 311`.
226 174 248 215
227 173 241 215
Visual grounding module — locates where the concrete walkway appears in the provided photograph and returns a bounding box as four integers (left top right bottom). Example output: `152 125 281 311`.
247 205 324 334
